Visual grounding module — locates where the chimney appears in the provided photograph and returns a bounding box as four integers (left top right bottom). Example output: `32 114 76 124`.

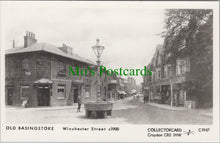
58 43 73 55
24 31 37 48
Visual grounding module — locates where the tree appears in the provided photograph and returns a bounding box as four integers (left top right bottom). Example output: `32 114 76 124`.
162 9 213 107
163 9 212 59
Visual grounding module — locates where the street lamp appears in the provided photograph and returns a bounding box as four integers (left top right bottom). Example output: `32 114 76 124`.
84 39 113 118
92 38 105 101
92 38 104 66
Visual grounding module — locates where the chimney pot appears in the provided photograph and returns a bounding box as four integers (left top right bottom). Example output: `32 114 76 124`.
24 31 37 48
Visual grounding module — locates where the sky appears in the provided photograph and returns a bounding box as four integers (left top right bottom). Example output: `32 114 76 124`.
2 2 165 84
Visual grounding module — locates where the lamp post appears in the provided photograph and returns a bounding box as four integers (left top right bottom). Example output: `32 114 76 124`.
84 39 113 118
92 38 105 101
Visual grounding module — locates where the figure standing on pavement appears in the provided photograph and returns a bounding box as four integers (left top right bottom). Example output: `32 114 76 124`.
144 95 147 103
77 96 82 112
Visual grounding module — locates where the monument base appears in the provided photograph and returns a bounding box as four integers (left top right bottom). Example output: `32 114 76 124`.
84 100 113 119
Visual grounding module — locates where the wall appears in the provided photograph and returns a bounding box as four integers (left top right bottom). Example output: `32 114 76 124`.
5 52 38 107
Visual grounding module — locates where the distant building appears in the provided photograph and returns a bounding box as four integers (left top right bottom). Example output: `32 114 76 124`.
124 76 137 92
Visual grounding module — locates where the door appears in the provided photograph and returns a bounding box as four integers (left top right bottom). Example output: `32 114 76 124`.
38 85 50 106
179 90 185 106
73 87 78 103
7 88 13 105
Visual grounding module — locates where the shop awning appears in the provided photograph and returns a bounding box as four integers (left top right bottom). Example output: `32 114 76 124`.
117 90 126 95
121 91 126 95
131 89 137 94
144 86 150 90
72 79 84 84
34 78 53 84
117 90 122 94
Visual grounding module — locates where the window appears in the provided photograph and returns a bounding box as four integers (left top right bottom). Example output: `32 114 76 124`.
176 59 190 75
176 64 181 75
158 70 161 80
21 59 29 70
84 86 91 98
20 85 29 99
164 66 167 78
152 72 155 81
108 84 112 90
167 65 172 77
57 61 66 76
57 84 65 99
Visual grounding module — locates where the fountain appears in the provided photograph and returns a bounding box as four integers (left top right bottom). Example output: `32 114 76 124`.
84 39 113 118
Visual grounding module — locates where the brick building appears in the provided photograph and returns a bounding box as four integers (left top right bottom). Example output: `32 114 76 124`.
142 44 207 108
5 31 102 107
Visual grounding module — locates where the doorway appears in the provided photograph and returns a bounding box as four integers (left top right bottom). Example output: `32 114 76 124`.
38 85 50 106
73 87 78 103
7 88 13 105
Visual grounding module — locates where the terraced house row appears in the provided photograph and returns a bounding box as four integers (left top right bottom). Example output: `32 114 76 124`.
142 26 213 109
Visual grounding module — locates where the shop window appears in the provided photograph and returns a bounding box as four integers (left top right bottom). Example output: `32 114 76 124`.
20 85 29 99
21 58 29 70
108 84 112 90
57 84 65 99
84 86 91 98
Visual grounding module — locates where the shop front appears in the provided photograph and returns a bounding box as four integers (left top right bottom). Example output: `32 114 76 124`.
34 78 53 106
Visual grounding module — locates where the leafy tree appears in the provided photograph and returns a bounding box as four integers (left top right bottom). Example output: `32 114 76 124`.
163 9 212 58
162 9 213 107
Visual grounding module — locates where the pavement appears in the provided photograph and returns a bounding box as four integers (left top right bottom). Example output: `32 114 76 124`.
198 108 213 118
137 96 213 117
6 97 133 112
6 104 82 112
137 97 185 111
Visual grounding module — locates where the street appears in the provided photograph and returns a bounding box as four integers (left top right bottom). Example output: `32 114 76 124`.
5 97 212 124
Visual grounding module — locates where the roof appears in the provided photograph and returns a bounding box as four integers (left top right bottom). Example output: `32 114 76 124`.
5 42 95 65
151 44 163 67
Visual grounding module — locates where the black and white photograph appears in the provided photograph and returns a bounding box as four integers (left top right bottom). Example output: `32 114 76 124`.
0 1 219 142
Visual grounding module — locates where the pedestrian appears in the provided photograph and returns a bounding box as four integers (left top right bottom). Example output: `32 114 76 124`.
77 96 82 112
144 95 148 103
